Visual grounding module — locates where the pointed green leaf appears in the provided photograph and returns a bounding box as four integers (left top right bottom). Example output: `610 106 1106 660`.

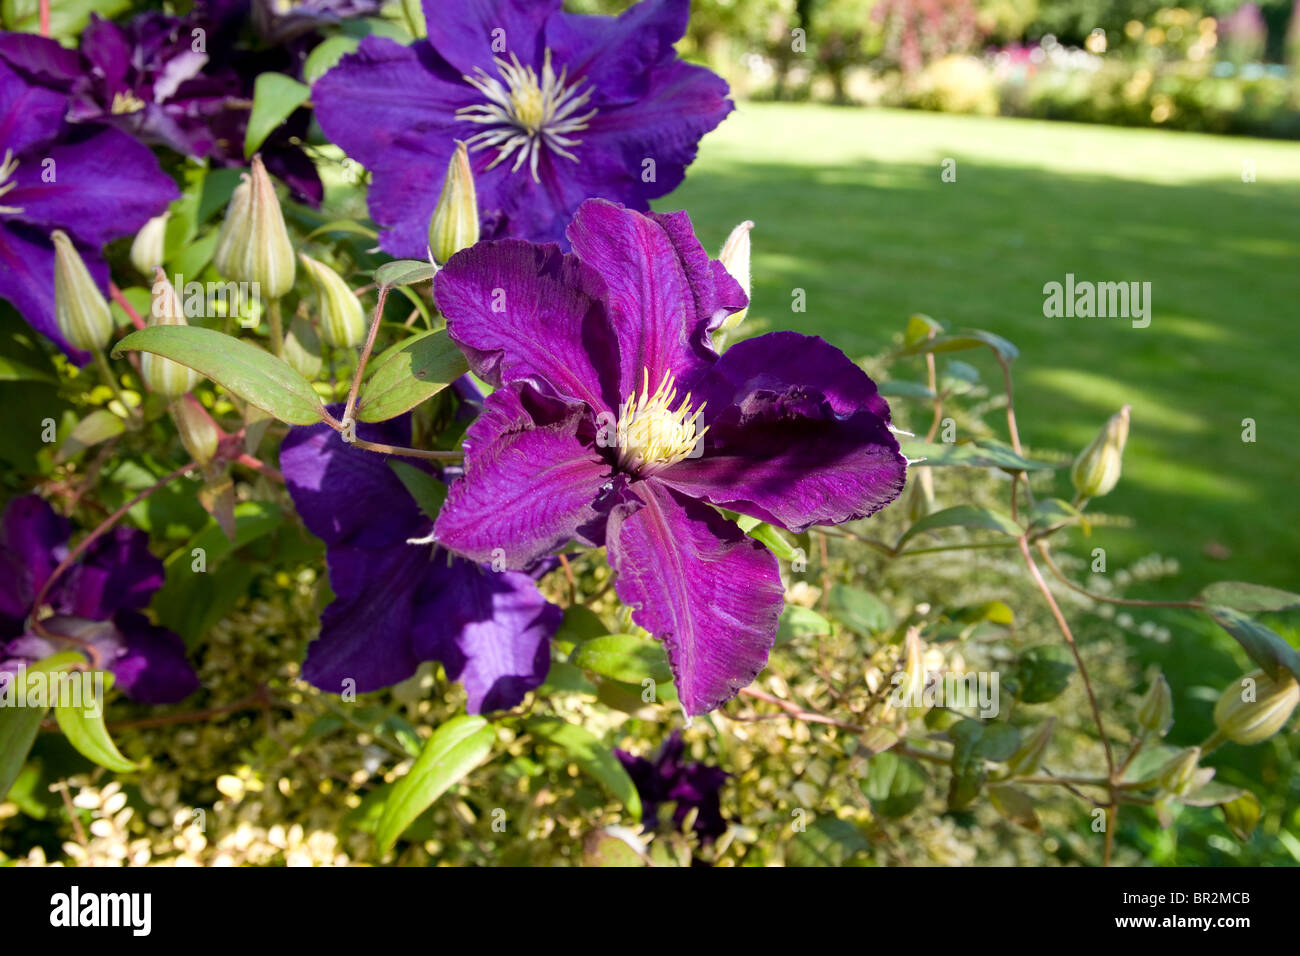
570 633 672 684
376 714 495 853
388 460 446 520
54 672 137 773
1200 582 1300 613
244 73 311 159
1207 606 1300 683
374 259 436 289
113 325 327 425
899 439 1057 471
356 328 469 422
897 505 1022 548
897 328 1018 361
55 409 126 462
529 718 642 819
0 652 84 799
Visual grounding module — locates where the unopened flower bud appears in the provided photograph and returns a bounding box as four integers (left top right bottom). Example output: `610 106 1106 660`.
717 220 753 332
142 269 201 398
1155 746 1200 796
1071 405 1130 499
1137 673 1173 736
171 394 221 466
213 155 295 297
428 141 479 264
52 230 112 351
897 628 927 719
1213 669 1299 745
299 254 365 347
1005 717 1055 777
130 211 170 276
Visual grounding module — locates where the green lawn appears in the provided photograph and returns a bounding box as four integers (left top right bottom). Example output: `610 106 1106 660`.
661 103 1300 597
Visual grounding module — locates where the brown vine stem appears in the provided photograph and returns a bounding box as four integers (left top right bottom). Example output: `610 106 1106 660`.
1036 543 1204 610
342 283 390 427
29 461 196 667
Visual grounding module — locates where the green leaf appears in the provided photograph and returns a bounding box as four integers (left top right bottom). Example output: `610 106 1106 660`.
374 259 436 289
2 0 128 41
1027 497 1086 531
55 409 125 462
388 460 446 520
787 817 870 866
551 605 610 654
896 505 1022 549
776 605 832 645
876 380 936 399
581 829 647 867
113 326 326 425
988 784 1041 832
903 312 944 347
356 328 469 423
1207 606 1300 683
1200 582 1300 613
529 718 642 819
831 586 893 635
1121 744 1182 788
1180 780 1246 808
376 714 495 852
0 653 83 799
244 73 311 159
735 514 800 561
570 633 672 684
54 673 137 773
306 218 380 242
303 35 360 84
899 439 1057 471
1012 645 1075 703
897 328 1018 362
862 752 928 818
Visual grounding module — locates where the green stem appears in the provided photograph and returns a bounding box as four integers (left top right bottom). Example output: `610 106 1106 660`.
267 298 285 358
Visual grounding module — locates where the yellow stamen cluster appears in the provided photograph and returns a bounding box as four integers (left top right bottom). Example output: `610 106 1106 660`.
617 368 707 474
110 91 146 115
0 150 22 215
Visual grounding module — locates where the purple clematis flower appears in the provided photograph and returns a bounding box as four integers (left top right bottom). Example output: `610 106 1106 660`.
0 53 178 357
431 199 908 716
616 731 728 841
280 409 562 713
0 496 199 704
312 0 732 254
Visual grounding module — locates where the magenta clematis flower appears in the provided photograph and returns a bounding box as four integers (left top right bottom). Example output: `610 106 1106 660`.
312 0 732 255
431 200 907 716
617 731 729 841
0 496 199 705
0 52 178 357
280 409 562 713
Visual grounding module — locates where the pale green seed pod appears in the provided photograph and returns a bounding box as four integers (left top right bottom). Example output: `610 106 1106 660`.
1137 673 1173 736
1005 717 1055 777
170 394 221 466
1155 746 1200 796
1213 670 1299 745
717 220 754 333
213 156 295 297
428 141 479 265
1071 405 1130 499
142 269 201 399
299 253 365 348
52 230 112 351
130 211 170 276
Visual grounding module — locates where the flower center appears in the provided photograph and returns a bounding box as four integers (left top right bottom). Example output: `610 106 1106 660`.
110 90 146 115
0 150 21 216
455 49 597 183
617 369 708 474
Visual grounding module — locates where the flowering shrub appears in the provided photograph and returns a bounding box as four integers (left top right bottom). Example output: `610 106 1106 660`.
0 0 1297 870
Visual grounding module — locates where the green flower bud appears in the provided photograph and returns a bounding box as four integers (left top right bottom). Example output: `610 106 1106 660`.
1137 673 1173 736
1005 717 1055 777
142 268 201 399
1155 746 1200 796
717 220 753 333
1070 405 1130 499
213 155 295 297
52 230 112 351
1213 669 1299 745
130 211 170 276
171 394 221 466
299 253 365 348
428 141 479 265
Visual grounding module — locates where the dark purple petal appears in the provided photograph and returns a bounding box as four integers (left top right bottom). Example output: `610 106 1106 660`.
436 239 617 411
0 54 70 154
658 332 907 532
6 126 179 247
0 495 68 637
545 0 689 103
55 526 166 621
434 386 615 569
565 200 721 400
606 480 784 716
422 0 557 75
280 411 427 549
0 32 82 91
413 559 559 713
103 611 199 704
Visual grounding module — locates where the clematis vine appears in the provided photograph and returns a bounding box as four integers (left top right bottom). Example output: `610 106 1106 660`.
0 52 178 358
431 199 907 716
280 408 562 713
312 0 732 254
0 496 199 704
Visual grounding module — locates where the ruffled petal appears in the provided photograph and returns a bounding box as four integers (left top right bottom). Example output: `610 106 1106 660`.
422 0 558 75
434 386 616 568
564 200 720 400
0 44 73 154
57 526 165 621
103 611 199 704
545 0 689 103
435 238 618 411
607 480 784 716
657 332 906 532
412 558 559 713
